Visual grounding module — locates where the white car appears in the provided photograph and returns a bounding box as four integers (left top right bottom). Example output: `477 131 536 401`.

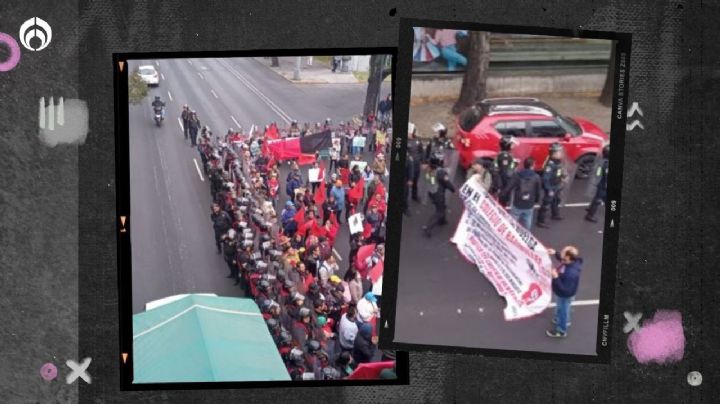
138 65 159 86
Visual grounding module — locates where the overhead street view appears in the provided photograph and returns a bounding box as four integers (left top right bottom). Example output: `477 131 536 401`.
127 55 396 382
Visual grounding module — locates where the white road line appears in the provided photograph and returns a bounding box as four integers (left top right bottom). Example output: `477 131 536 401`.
333 248 343 262
161 73 165 81
217 58 293 124
188 60 193 65
133 304 260 340
193 158 205 182
210 89 219 99
231 115 241 129
177 117 184 132
167 91 173 101
198 72 204 80
547 299 599 308
155 61 159 66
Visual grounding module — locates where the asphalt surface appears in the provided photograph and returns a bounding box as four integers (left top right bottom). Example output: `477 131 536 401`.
392 155 605 356
129 57 390 314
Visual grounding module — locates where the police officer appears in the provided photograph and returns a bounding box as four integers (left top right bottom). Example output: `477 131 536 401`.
491 135 517 207
537 142 568 228
407 123 425 202
425 122 452 162
585 144 609 223
221 229 240 284
422 152 456 237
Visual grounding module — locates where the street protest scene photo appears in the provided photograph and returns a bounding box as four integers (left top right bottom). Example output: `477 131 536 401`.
392 27 614 355
127 54 397 382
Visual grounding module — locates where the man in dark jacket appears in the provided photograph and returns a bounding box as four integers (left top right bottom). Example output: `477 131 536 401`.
210 203 232 254
407 124 425 202
546 246 583 338
501 157 542 231
422 152 456 237
188 111 201 147
352 323 376 364
221 229 240 284
181 104 190 139
403 150 415 216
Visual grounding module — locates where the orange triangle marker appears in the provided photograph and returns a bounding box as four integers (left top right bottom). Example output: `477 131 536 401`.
119 61 125 72
120 216 126 226
122 353 128 364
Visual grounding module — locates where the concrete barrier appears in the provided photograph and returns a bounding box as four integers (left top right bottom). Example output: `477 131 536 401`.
410 73 606 100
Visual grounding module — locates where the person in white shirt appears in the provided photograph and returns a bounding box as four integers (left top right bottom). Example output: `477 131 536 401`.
318 255 339 287
338 306 360 351
356 292 379 323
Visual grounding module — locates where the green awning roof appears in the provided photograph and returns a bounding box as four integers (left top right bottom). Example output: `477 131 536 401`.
132 294 290 383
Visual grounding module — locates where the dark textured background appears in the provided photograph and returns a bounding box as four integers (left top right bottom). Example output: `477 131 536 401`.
1 0 719 402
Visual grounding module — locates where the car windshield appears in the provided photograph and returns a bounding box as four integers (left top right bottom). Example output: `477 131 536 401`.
139 67 155 75
556 115 582 136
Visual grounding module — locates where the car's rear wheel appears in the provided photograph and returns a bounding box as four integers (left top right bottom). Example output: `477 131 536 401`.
574 154 596 179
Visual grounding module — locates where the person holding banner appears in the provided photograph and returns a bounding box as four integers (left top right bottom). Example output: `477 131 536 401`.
545 246 583 338
422 152 457 238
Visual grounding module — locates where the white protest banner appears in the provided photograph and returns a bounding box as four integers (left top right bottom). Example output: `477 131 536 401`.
349 160 367 172
450 177 553 320
353 136 366 148
348 213 364 234
308 168 321 183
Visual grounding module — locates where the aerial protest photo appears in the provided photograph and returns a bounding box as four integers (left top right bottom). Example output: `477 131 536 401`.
390 26 616 356
125 53 398 382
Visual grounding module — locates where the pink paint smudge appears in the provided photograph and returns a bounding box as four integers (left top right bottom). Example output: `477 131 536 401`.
627 310 685 364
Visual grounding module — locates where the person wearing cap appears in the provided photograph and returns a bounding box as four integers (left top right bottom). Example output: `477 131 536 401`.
356 291 379 323
537 142 568 228
181 105 190 139
407 123 425 202
352 322 377 364
585 144 610 223
422 151 456 237
545 246 583 338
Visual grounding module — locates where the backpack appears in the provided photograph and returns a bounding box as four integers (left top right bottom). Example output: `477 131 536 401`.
518 175 535 202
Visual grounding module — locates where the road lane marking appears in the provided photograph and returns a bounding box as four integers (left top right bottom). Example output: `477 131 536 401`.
167 91 173 101
161 73 165 81
188 60 193 65
198 72 204 80
210 89 219 99
155 61 159 66
231 115 241 129
193 158 205 181
217 58 293 123
177 117 184 132
547 299 599 308
333 248 342 262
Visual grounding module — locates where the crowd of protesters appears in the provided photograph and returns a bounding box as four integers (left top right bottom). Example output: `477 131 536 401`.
187 105 396 380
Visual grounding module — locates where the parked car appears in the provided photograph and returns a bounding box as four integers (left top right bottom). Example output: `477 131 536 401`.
454 98 608 178
137 65 160 87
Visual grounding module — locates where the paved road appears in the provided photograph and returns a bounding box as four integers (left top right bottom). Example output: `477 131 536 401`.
392 156 605 356
129 57 390 313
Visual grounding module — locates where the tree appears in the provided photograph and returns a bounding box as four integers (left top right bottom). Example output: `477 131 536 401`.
363 55 392 118
271 57 279 67
128 70 148 105
598 42 616 107
452 31 491 115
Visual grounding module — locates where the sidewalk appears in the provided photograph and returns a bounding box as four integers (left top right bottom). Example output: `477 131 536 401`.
255 57 360 84
409 94 612 139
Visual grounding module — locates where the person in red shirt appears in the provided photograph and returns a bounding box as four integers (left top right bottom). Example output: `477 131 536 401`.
367 192 387 217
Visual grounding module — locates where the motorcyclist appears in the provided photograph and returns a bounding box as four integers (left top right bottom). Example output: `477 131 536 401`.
151 96 165 120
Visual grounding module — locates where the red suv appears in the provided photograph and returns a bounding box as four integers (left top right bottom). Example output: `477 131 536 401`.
454 98 608 179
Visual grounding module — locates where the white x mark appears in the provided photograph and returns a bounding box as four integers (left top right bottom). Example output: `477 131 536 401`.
623 311 643 334
66 357 92 384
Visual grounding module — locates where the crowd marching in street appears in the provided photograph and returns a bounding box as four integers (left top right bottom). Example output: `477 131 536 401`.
405 121 609 339
178 101 396 380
